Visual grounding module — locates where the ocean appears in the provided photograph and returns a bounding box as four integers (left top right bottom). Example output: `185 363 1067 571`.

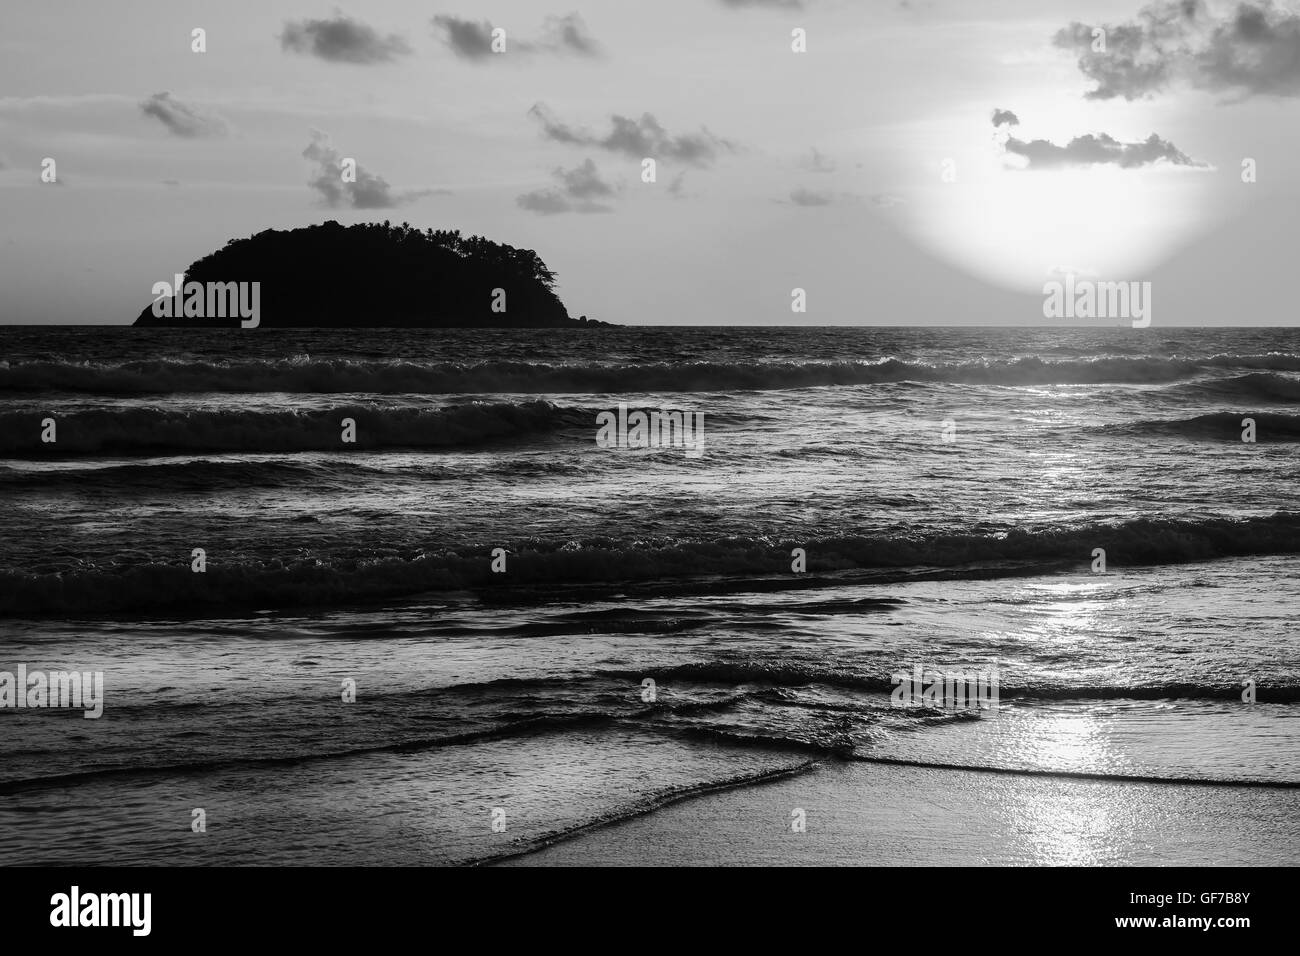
1 325 1297 865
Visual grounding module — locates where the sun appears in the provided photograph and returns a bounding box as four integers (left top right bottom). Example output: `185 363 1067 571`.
905 160 1216 294
886 103 1219 296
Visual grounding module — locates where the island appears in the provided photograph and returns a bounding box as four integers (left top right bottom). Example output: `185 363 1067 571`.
132 220 609 328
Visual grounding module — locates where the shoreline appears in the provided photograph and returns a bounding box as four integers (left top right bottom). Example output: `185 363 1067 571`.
498 759 1299 866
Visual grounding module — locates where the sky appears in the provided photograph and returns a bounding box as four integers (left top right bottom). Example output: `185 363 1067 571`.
1 0 1298 325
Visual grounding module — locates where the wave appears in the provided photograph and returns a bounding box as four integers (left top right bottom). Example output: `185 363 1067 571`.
0 455 584 491
4 354 1300 395
600 662 1300 703
0 400 589 456
846 755 1300 788
0 710 630 794
4 512 1299 616
471 760 822 866
1201 352 1300 372
1165 372 1300 403
1098 411 1300 441
0 458 346 491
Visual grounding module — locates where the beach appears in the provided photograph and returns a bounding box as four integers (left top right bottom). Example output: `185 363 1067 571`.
500 760 1299 866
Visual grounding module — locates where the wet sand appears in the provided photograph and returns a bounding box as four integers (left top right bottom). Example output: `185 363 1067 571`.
499 760 1299 866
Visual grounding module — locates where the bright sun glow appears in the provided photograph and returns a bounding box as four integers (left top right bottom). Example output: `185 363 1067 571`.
907 164 1215 293
894 103 1219 294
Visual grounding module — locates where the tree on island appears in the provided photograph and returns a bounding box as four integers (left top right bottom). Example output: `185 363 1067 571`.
133 220 606 328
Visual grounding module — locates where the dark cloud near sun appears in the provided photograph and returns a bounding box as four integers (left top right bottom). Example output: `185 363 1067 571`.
280 15 412 64
432 13 601 60
303 131 435 208
517 158 616 215
528 104 734 168
1054 0 1300 100
991 108 1020 127
139 92 229 138
1003 130 1207 169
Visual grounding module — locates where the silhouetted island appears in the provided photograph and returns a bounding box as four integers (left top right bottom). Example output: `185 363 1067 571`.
132 220 610 328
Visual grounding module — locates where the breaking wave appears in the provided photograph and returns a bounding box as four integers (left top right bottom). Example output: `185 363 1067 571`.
6 354 1300 395
1098 412 1300 440
4 512 1298 616
0 400 590 455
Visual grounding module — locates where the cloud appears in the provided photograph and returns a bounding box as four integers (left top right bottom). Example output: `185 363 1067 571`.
529 103 734 167
789 187 835 206
555 157 616 199
302 131 432 208
281 15 411 64
800 147 836 172
667 172 689 198
871 193 905 207
515 191 575 215
1003 130 1207 169
782 188 879 207
139 92 229 138
539 14 602 56
517 158 616 214
433 13 601 59
1054 0 1300 100
991 108 1020 127
431 16 497 58
720 0 806 9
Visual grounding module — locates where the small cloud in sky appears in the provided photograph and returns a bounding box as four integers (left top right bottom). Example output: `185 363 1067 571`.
281 15 412 64
541 13 602 56
433 13 601 59
800 147 836 172
140 92 229 138
303 131 433 208
789 187 835 206
529 103 734 168
517 157 617 214
1003 129 1208 169
431 16 496 58
719 0 806 9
